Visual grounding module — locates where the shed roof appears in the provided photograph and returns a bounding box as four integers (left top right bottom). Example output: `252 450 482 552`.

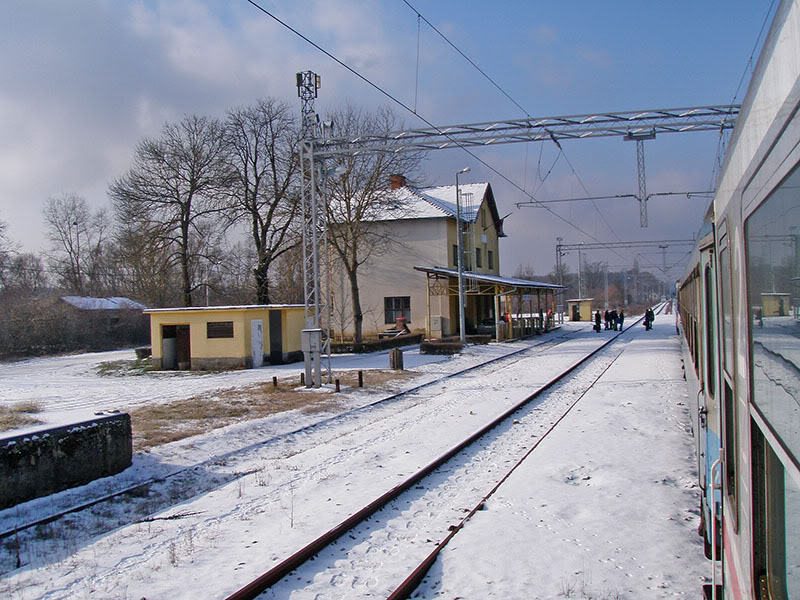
144 304 303 314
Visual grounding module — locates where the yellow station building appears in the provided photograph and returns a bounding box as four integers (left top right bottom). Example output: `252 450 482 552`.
145 305 304 370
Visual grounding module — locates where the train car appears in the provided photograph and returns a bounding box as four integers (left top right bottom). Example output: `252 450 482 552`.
678 1 800 598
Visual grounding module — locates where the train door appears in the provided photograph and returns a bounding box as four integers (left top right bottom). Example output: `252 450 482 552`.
701 250 722 562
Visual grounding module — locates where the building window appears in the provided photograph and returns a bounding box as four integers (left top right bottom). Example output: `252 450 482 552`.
207 321 234 338
384 296 411 324
452 244 458 267
476 247 482 268
488 250 494 269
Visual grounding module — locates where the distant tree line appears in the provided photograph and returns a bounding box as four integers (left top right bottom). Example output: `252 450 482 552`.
0 99 422 355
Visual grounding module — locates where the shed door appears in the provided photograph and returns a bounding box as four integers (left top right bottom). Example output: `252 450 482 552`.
269 310 283 364
176 325 190 370
250 320 264 368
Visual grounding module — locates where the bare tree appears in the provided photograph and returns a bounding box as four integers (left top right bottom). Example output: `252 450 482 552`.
324 105 425 345
113 224 179 307
109 114 233 307
270 244 304 305
43 193 109 295
2 253 47 295
225 99 300 304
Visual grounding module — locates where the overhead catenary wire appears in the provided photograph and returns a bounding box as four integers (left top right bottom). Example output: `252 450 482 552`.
243 0 635 264
399 1 626 249
711 0 777 190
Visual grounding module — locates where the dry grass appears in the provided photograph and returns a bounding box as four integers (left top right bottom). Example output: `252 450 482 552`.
130 369 417 450
0 401 43 432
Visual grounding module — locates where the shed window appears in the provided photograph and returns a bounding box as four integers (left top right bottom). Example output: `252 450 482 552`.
385 296 411 324
476 247 482 268
488 250 494 270
452 244 459 267
207 321 234 339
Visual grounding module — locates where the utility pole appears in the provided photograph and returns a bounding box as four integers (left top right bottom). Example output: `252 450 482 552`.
297 70 324 388
456 167 470 343
577 241 584 299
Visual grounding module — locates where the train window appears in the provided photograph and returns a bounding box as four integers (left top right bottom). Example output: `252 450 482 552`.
704 264 715 397
745 166 800 467
719 245 734 378
752 423 800 599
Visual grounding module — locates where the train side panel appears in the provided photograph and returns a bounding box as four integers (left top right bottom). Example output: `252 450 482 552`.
709 1 800 597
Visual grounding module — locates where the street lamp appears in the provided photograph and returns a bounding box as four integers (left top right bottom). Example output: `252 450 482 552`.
456 167 470 343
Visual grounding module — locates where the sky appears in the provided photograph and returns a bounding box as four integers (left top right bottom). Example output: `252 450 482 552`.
0 0 776 281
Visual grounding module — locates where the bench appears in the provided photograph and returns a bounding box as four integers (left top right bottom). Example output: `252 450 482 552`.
378 330 404 339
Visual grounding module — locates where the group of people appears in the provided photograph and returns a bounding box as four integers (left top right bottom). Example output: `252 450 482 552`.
594 308 624 332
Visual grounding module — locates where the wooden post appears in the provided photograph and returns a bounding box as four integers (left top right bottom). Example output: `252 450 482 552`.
272 376 278 389
389 348 404 370
358 370 363 387
335 379 340 392
300 372 305 386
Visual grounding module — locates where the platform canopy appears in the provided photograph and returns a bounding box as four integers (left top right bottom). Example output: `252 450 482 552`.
413 266 564 294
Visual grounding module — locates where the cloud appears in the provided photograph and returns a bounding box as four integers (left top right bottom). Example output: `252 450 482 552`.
532 24 559 44
576 47 613 68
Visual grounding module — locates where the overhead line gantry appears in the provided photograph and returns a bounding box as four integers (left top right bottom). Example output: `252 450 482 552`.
298 100 739 386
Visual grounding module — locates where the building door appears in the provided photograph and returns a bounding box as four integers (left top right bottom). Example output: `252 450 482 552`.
176 325 191 370
269 310 283 364
251 319 264 368
161 325 177 370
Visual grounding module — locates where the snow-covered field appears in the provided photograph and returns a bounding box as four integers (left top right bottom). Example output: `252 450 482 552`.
0 313 707 599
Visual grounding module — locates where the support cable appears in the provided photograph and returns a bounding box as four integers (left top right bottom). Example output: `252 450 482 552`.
399 1 621 245
244 0 634 262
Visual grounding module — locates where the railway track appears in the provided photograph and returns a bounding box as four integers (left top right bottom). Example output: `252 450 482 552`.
225 314 647 599
0 328 580 541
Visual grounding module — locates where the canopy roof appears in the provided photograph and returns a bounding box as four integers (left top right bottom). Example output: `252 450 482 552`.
413 266 564 291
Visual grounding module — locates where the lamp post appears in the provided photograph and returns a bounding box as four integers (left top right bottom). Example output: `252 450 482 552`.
456 167 470 343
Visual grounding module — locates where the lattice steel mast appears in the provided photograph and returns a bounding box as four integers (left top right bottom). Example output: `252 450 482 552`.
297 71 326 387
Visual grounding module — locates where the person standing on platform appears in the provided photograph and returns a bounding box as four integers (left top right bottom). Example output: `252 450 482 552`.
645 307 654 330
594 310 602 333
618 309 625 331
604 309 610 330
609 308 618 331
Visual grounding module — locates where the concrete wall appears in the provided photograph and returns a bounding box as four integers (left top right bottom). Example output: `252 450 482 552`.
0 414 132 509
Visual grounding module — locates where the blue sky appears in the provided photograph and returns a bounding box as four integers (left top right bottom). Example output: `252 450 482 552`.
0 0 775 279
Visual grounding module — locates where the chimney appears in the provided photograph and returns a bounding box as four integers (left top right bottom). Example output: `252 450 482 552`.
390 174 406 189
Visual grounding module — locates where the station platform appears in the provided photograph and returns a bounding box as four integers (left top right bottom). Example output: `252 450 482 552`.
424 309 707 598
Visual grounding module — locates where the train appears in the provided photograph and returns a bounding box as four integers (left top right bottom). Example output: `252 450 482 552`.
677 2 800 598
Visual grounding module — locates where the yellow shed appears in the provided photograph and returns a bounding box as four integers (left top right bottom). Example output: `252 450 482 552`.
566 298 594 322
145 305 305 370
760 293 791 317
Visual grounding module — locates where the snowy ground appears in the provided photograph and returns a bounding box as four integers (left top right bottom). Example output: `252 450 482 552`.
0 311 707 599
